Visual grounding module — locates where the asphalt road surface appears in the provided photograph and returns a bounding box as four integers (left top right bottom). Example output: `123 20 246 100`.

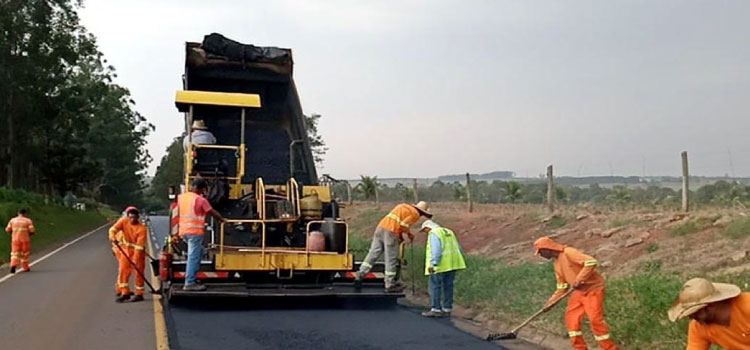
0 222 156 350
151 216 545 350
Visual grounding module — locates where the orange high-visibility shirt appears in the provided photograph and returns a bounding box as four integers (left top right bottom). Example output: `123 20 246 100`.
177 192 212 236
378 203 420 236
548 246 605 303
5 216 35 243
109 217 147 251
687 293 750 350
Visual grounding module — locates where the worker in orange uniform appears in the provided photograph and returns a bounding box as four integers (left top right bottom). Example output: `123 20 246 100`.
109 220 125 296
355 201 432 293
668 278 750 350
109 206 148 303
534 237 618 350
177 178 226 291
5 209 35 274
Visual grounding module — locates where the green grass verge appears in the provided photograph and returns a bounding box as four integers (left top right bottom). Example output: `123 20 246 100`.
0 203 109 264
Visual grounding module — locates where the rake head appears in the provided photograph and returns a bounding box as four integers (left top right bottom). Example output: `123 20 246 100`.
486 331 517 341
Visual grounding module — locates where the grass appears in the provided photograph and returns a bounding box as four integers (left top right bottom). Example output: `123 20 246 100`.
645 243 659 253
670 221 700 236
610 217 635 228
724 217 750 239
545 215 568 230
0 202 109 264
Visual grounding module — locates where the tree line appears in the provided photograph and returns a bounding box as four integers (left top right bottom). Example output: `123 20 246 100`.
334 177 750 208
0 0 153 208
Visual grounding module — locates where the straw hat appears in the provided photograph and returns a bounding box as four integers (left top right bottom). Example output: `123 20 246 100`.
667 278 741 322
191 120 208 130
413 201 433 218
420 220 440 232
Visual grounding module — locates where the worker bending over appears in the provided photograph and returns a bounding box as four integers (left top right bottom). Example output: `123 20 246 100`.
420 220 466 317
534 237 618 350
5 209 35 273
109 207 147 302
668 278 750 350
355 201 432 293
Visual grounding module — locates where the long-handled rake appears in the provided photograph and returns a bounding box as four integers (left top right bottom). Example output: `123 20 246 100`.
113 240 162 294
486 288 575 341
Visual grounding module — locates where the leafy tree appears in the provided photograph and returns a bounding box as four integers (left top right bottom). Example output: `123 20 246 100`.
304 113 327 165
356 175 378 200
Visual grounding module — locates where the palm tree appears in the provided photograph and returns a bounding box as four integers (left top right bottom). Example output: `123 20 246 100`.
356 175 379 201
502 181 522 203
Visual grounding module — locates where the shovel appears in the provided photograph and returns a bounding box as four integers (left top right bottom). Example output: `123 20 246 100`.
486 288 575 341
113 240 162 294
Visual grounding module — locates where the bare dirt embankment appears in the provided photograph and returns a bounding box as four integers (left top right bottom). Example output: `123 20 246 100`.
343 202 750 279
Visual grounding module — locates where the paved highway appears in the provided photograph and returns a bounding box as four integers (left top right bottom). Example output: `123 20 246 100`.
150 216 545 350
0 223 156 350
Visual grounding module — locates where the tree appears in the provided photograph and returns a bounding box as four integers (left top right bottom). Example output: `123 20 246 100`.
148 137 185 209
304 113 327 165
0 1 153 207
502 181 522 203
356 175 378 201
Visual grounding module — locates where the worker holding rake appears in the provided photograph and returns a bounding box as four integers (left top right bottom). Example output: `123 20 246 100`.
109 206 148 303
534 237 618 350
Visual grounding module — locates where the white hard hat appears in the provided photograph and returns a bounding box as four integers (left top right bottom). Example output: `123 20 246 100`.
421 220 440 231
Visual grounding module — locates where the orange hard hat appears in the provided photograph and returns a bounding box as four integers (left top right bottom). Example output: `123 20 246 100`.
124 206 139 214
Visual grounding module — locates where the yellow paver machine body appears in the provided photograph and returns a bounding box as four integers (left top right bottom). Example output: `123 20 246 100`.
161 34 397 300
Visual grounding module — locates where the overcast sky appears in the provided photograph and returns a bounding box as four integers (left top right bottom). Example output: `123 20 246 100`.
79 1 750 179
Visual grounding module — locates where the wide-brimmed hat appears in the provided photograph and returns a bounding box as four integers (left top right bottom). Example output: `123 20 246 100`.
667 278 741 322
420 220 440 232
413 201 433 218
191 120 208 130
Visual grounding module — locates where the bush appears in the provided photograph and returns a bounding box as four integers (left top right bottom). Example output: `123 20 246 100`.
724 217 750 239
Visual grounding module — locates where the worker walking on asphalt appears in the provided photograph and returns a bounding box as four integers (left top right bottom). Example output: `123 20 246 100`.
420 220 466 317
177 178 226 291
355 201 432 293
534 237 618 350
668 278 750 350
5 209 35 274
109 207 148 302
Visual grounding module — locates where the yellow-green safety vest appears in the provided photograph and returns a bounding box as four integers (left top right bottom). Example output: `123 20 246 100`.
425 227 467 275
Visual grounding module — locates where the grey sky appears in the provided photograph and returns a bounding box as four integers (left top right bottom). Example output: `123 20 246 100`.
79 1 750 179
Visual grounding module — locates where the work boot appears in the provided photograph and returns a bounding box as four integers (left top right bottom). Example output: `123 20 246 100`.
130 295 144 302
9 266 15 274
421 309 442 317
116 294 131 303
183 283 207 291
385 284 404 293
353 272 363 290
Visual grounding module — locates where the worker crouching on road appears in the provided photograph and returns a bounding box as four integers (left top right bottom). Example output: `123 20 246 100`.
177 178 226 291
355 201 433 293
5 209 36 274
109 207 148 303
668 278 750 350
534 237 618 350
420 220 466 317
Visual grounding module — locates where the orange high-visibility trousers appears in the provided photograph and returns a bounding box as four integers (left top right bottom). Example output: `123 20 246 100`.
112 244 122 293
10 240 31 270
117 248 145 296
565 288 618 350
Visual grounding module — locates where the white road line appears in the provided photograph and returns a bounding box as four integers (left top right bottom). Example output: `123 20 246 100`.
0 222 110 285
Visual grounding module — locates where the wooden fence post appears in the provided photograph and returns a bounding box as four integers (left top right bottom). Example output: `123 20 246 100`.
682 151 690 212
466 172 473 213
547 165 555 212
412 178 419 203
